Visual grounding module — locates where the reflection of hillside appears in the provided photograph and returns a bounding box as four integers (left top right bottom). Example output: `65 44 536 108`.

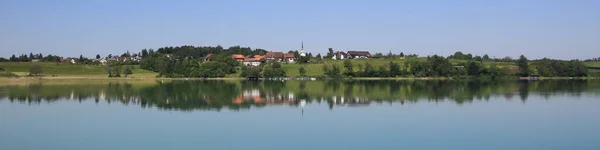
0 80 599 111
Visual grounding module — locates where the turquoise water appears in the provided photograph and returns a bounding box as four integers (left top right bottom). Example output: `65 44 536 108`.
1 80 600 150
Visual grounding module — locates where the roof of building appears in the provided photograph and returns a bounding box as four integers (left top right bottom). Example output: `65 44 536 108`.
232 54 245 59
265 52 284 59
205 54 213 58
347 51 371 56
253 55 265 60
284 53 294 58
244 58 261 62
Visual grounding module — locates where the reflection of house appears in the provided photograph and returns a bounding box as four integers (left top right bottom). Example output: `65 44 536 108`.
332 51 346 60
232 90 299 106
331 96 371 107
233 89 267 104
347 51 371 59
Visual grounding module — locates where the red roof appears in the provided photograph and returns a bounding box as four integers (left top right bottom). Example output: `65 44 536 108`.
244 58 261 62
284 53 294 58
232 54 245 59
254 55 265 60
265 52 284 59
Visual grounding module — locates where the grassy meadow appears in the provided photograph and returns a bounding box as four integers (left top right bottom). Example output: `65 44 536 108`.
0 62 157 78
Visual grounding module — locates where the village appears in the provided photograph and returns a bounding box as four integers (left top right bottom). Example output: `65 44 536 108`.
221 50 374 67
52 44 376 67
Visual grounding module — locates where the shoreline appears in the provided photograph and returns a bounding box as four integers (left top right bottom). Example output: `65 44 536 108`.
1 76 598 81
1 76 598 86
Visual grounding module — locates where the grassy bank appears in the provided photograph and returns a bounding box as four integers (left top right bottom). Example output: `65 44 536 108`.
2 59 599 79
0 62 157 78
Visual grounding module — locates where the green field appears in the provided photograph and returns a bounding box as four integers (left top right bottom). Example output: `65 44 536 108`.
0 62 157 78
584 61 600 68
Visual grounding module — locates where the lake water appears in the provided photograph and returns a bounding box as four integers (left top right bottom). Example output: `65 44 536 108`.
1 80 600 150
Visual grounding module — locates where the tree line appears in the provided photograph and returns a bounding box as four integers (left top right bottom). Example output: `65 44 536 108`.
320 55 508 79
139 46 268 78
0 53 62 62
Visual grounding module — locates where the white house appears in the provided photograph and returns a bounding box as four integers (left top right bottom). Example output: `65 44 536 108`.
332 51 346 60
347 51 371 59
243 58 262 67
284 53 295 63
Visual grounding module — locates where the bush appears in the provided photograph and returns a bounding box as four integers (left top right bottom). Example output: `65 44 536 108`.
124 66 133 77
263 68 286 77
29 64 43 76
240 67 261 78
0 71 19 78
298 67 306 77
197 62 229 78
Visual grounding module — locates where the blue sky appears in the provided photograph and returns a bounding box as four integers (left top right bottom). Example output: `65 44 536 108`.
1 0 598 59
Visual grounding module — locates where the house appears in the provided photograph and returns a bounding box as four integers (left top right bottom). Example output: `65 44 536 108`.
242 55 266 67
61 57 78 64
164 54 174 59
118 57 131 62
232 54 245 62
204 54 213 62
31 59 40 62
132 56 142 62
284 53 295 63
347 51 371 59
92 59 107 65
106 57 118 62
243 58 262 67
265 52 284 62
253 55 265 60
332 51 347 60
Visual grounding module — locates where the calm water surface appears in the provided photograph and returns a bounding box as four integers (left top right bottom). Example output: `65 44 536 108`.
1 80 599 150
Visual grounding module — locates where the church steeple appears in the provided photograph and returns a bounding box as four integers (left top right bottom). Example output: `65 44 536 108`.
300 41 306 57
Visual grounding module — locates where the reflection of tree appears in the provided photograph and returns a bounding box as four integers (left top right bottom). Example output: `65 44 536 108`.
519 81 530 102
0 80 599 111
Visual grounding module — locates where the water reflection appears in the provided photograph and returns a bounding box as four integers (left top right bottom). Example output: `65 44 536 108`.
1 80 598 111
